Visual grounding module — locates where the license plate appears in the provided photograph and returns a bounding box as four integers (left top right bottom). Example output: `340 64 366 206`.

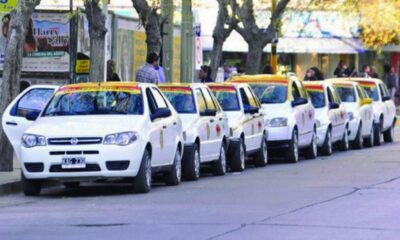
61 157 86 169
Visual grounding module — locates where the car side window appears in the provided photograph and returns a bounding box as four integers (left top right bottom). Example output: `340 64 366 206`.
151 88 168 109
10 88 55 118
292 83 301 99
146 88 158 114
327 87 335 103
206 88 222 112
201 88 217 111
331 87 341 104
195 89 207 113
356 85 365 100
244 87 258 108
240 88 251 108
379 84 390 98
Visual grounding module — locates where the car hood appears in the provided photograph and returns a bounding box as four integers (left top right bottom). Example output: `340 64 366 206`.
26 115 147 137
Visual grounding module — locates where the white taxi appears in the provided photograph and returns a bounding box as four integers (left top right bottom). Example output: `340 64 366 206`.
328 80 374 149
347 78 396 144
304 81 349 155
159 83 229 180
208 83 268 172
2 82 184 195
230 75 317 163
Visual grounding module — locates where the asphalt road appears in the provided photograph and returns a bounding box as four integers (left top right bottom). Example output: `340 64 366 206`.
1 131 400 240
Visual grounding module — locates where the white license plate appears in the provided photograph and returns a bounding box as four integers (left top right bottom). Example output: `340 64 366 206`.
61 157 86 169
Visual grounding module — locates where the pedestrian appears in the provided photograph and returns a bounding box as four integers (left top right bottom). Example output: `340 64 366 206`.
263 65 273 74
311 67 324 80
199 65 213 83
136 52 160 84
385 66 398 102
155 64 166 83
106 60 120 82
304 68 317 81
223 64 231 81
359 65 371 78
370 66 379 78
334 60 351 78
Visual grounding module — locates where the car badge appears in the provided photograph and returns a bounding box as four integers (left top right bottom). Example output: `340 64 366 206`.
70 138 79 145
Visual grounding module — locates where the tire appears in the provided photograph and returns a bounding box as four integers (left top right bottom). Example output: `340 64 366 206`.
373 122 382 146
212 142 227 176
64 182 80 189
320 129 332 156
383 122 395 143
21 171 42 196
338 127 349 151
364 124 374 148
254 134 268 167
287 129 299 163
133 150 152 193
305 130 318 159
183 144 200 181
230 138 245 172
352 124 363 150
164 147 182 186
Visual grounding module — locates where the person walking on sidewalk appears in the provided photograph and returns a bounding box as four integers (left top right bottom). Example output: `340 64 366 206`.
385 66 398 102
199 65 213 83
136 53 160 84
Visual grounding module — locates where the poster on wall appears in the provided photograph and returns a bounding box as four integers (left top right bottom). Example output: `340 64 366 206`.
0 12 70 72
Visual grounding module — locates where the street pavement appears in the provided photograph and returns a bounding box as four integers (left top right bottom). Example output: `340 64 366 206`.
1 131 400 240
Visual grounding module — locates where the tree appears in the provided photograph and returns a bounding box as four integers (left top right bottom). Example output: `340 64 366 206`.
209 0 238 80
233 0 290 74
132 0 163 55
0 0 41 171
83 0 107 82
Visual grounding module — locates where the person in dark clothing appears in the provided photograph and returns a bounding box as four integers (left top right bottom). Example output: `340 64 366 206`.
199 65 213 83
107 60 121 82
304 68 317 81
385 66 398 102
334 60 351 78
263 65 273 74
311 67 324 80
359 65 371 78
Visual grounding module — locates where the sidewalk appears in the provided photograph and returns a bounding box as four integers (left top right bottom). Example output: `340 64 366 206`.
0 156 21 195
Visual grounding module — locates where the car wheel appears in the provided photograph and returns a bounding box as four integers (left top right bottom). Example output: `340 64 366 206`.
183 144 200 181
254 134 268 167
64 182 80 189
352 124 363 149
338 127 349 151
133 149 152 193
364 124 374 148
212 142 227 176
305 130 318 159
321 129 332 156
373 122 382 146
21 171 42 196
164 147 182 186
287 129 299 163
383 122 395 143
230 138 245 172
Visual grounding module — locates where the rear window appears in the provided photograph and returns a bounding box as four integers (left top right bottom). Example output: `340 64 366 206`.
209 86 240 111
358 81 379 101
334 85 356 102
249 82 287 104
305 85 325 108
159 86 196 114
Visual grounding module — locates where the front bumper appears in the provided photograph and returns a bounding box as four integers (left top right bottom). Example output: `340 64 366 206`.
20 142 147 180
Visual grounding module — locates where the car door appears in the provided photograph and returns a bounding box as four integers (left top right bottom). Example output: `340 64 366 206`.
379 83 396 129
2 85 58 160
326 87 340 141
356 85 373 136
293 81 312 147
194 88 214 161
331 86 347 141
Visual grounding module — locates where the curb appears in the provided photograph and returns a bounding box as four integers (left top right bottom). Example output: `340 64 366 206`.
0 180 21 196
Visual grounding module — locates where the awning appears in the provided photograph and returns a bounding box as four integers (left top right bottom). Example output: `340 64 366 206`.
201 33 366 54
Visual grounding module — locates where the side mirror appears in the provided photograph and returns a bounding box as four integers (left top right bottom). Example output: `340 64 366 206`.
200 109 217 117
329 102 339 110
25 111 40 121
382 96 391 102
291 97 308 107
244 105 259 114
151 108 171 121
360 98 373 106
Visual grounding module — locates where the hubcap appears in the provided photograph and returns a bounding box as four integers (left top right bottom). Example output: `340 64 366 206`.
145 156 151 188
175 151 181 182
240 143 245 170
312 132 317 155
391 126 394 138
194 150 200 178
370 127 374 145
344 130 349 149
327 132 332 154
262 140 268 163
293 133 299 161
220 146 226 173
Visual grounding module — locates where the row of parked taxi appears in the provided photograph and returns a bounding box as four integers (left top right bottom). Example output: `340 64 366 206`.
2 74 396 195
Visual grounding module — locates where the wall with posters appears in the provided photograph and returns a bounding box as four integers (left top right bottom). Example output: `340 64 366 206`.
0 12 70 72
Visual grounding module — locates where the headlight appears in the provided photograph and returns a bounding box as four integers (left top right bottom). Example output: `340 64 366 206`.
268 118 288 127
347 112 354 121
22 134 46 148
104 132 138 146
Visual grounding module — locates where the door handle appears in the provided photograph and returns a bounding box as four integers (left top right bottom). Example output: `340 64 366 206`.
209 119 215 123
162 125 167 129
173 122 177 126
219 117 223 121
6 121 17 126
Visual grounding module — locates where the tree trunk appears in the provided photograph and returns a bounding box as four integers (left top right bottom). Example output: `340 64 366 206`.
132 0 162 55
245 41 263 74
210 40 224 80
0 0 41 171
84 0 106 82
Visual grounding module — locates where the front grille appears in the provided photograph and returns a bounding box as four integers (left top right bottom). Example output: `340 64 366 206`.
25 163 44 173
49 164 101 172
49 151 99 156
48 137 102 146
106 161 130 171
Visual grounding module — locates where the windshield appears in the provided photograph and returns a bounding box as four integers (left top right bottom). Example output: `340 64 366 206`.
209 86 240 111
43 86 143 116
334 85 356 102
358 82 379 101
160 87 196 114
305 86 325 108
250 83 287 104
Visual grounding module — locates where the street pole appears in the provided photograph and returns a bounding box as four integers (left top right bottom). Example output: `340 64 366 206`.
181 0 194 83
102 0 109 82
270 0 278 74
161 0 173 83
